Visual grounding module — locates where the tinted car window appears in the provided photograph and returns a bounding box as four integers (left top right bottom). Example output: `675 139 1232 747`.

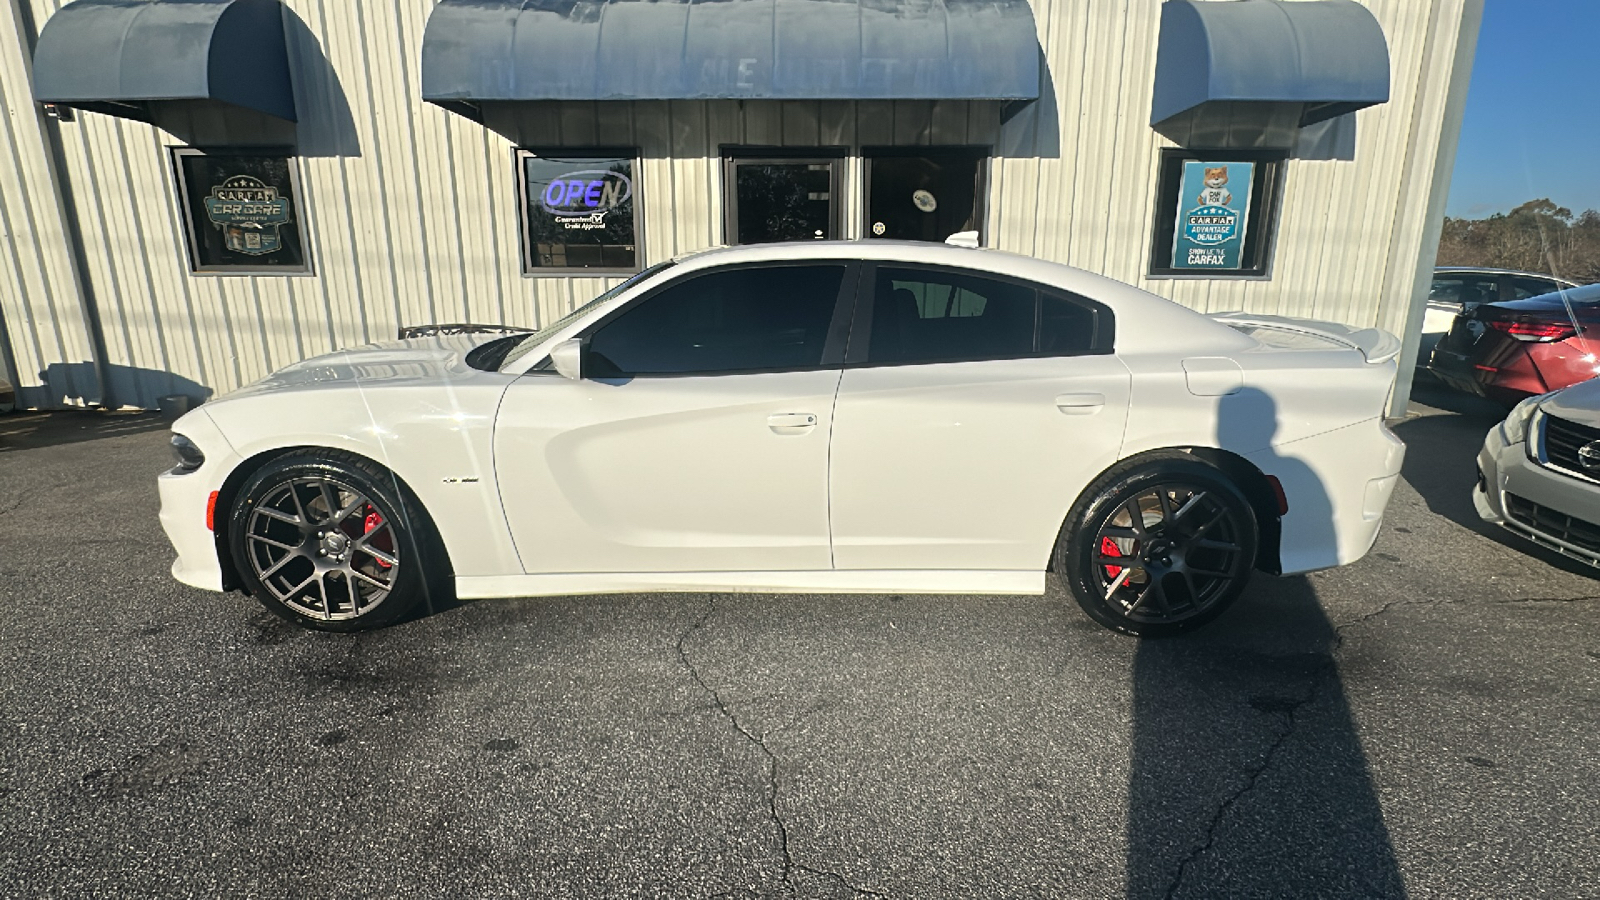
869 268 1036 364
1432 276 1497 307
586 265 845 375
1511 276 1562 299
866 268 1105 364
1039 292 1099 355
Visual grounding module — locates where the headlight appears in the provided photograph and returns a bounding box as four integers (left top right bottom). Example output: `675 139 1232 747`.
170 433 206 472
1499 395 1542 445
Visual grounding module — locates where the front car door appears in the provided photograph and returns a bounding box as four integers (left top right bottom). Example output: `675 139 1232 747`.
828 264 1132 571
494 262 856 574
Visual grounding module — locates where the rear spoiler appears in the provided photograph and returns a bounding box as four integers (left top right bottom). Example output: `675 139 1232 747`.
1208 312 1403 365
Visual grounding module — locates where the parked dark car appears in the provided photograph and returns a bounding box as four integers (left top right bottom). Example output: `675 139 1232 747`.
1430 282 1599 404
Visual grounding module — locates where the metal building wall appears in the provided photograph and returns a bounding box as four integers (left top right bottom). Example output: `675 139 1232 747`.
0 0 1474 411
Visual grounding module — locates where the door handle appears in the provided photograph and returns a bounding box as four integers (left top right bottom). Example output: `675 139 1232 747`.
767 413 818 434
1055 392 1105 415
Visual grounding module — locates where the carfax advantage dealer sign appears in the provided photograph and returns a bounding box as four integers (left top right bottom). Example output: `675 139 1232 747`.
1171 160 1255 271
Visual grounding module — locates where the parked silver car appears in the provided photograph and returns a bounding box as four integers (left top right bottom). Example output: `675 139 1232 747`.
1475 377 1600 567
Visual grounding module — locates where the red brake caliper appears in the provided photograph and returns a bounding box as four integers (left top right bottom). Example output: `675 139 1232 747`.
1100 536 1125 579
363 508 393 568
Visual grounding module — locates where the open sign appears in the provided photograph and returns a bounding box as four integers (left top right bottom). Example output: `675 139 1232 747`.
539 169 632 216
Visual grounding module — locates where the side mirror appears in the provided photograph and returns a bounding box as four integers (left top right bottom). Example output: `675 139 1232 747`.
550 338 584 380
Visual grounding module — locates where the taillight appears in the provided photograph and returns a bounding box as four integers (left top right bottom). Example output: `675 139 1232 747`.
1488 320 1578 342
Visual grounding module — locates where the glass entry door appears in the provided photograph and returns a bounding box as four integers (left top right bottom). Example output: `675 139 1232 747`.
725 156 843 245
865 148 986 244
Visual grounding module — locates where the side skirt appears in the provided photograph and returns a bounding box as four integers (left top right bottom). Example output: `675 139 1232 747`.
454 570 1046 599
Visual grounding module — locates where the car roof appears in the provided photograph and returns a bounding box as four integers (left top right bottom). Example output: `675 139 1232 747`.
665 240 1253 357
1433 266 1579 285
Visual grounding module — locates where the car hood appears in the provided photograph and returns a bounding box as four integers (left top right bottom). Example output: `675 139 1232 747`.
222 334 504 401
1542 376 1600 427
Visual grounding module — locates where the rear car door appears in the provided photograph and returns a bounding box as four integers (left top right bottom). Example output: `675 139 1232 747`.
828 264 1132 571
494 262 856 574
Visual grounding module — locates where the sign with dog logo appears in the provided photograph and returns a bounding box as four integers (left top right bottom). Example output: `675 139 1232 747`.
1171 160 1254 270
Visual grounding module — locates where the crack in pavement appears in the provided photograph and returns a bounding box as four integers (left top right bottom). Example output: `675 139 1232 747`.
1161 668 1324 900
675 597 888 899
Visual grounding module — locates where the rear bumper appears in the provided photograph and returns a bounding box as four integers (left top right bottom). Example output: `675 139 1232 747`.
1429 344 1549 399
1245 416 1406 575
1475 424 1600 568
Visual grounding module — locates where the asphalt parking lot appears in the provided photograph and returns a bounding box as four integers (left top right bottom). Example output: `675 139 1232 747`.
1 380 1596 899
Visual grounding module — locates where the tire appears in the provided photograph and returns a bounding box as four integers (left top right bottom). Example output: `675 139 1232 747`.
228 451 447 632
1053 454 1258 638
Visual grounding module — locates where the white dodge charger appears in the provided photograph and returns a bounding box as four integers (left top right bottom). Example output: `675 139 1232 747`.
160 241 1406 637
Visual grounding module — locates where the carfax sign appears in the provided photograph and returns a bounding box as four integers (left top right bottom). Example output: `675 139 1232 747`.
172 150 308 273
1171 160 1254 270
203 176 292 255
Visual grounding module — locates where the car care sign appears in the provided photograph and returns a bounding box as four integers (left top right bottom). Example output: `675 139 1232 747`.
203 176 292 256
1172 160 1254 270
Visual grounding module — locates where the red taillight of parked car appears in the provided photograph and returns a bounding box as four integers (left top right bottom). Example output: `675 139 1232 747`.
1488 320 1578 342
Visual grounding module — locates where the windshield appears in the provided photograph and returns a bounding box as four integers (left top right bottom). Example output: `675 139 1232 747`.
499 261 675 370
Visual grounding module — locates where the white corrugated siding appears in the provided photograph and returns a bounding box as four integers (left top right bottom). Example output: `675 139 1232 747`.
0 0 1471 410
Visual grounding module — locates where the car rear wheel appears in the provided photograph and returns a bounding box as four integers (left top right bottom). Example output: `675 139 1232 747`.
1055 456 1258 637
229 452 443 632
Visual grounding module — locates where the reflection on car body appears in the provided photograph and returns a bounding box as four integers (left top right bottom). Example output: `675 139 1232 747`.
159 241 1406 638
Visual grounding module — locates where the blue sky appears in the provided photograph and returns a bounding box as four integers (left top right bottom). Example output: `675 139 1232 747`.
1445 0 1600 218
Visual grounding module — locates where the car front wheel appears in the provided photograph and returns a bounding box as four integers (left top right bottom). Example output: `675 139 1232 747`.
1055 456 1258 637
228 452 443 631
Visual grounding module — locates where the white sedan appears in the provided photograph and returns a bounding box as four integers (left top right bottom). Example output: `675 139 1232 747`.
160 241 1406 637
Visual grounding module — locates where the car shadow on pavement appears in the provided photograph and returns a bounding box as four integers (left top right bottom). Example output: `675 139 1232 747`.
1126 576 1406 899
0 410 170 453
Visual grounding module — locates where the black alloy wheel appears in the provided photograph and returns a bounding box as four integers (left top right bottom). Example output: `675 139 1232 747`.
229 452 442 631
1056 456 1258 637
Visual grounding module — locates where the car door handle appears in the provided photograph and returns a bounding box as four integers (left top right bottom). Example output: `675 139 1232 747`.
767 413 818 434
1055 393 1105 415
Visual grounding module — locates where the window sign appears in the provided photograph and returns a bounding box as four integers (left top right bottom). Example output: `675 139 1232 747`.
1171 161 1255 270
1148 150 1284 279
517 150 639 274
171 149 310 274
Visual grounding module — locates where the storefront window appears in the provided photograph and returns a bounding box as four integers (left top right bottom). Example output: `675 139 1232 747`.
171 148 310 275
1148 150 1286 278
723 152 844 245
865 148 987 243
517 149 639 274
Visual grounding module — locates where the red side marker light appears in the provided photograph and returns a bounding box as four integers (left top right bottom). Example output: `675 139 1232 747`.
1266 476 1289 516
206 491 219 532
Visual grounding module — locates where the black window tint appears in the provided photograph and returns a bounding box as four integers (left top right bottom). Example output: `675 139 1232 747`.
1512 276 1561 299
587 265 845 375
1428 279 1464 304
869 268 1036 364
1039 292 1099 355
1457 277 1498 306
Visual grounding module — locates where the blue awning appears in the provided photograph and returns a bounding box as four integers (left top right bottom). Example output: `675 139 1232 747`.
421 0 1041 117
1151 0 1389 146
32 0 297 122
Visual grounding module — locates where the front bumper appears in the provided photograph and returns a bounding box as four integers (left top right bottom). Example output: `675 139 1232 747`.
157 409 240 592
1475 424 1600 568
